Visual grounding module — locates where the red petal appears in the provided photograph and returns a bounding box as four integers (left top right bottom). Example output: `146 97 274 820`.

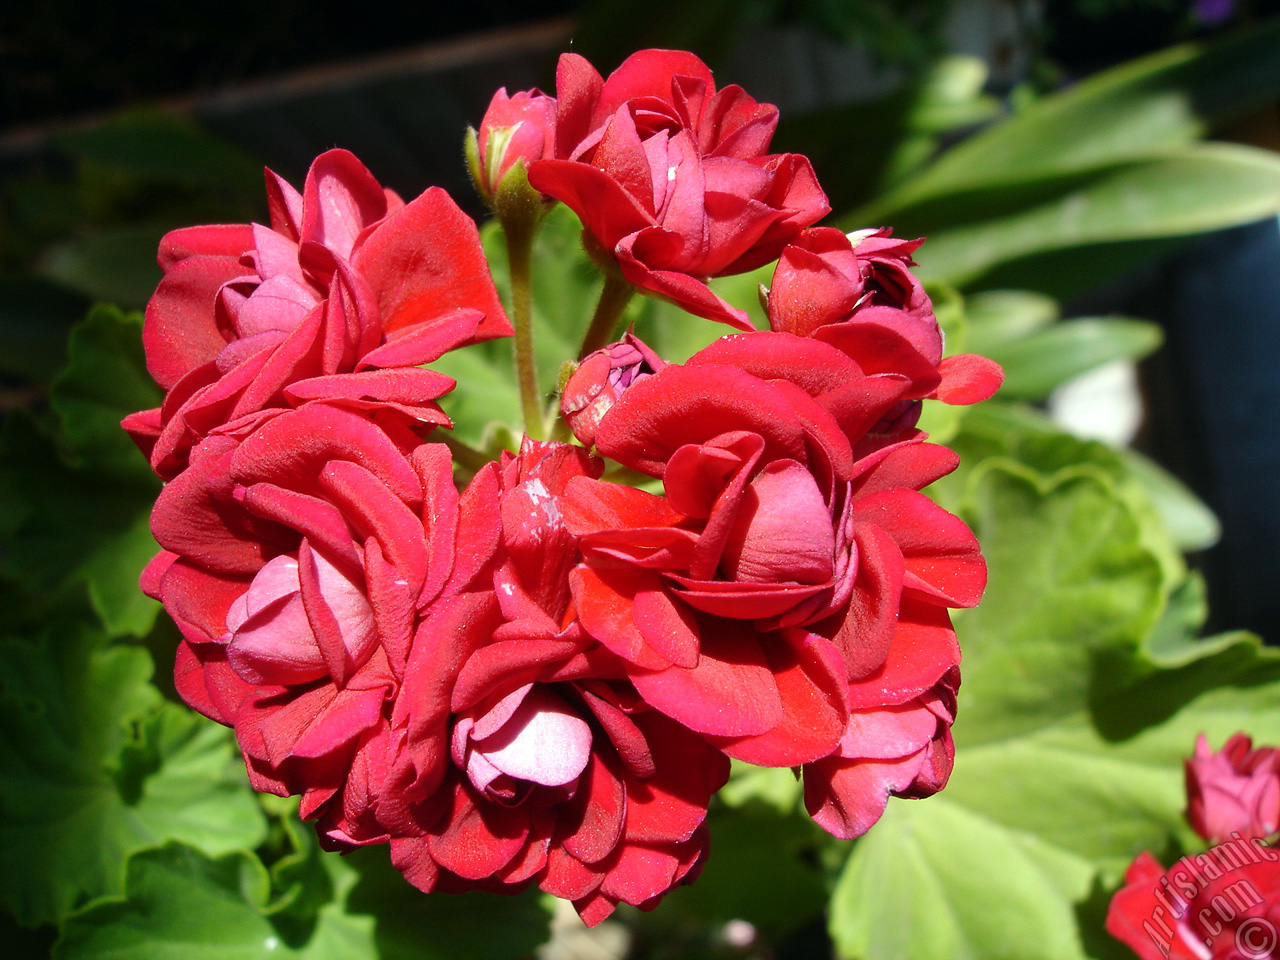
936 354 1003 404
353 187 511 342
629 620 782 737
709 635 848 766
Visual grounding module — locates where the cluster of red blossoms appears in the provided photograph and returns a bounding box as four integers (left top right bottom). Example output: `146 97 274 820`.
125 49 1002 924
1108 734 1280 959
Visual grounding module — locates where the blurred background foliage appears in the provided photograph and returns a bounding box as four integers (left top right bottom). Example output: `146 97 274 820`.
3 1 1280 958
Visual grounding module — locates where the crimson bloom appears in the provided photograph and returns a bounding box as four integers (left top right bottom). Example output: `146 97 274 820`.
768 226 1002 408
1107 845 1280 960
144 403 496 845
389 441 729 925
1187 733 1280 845
124 149 511 480
527 49 829 328
560 331 982 834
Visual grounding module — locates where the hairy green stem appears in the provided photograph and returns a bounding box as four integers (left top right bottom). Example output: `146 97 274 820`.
440 434 492 483
578 274 636 360
503 215 545 439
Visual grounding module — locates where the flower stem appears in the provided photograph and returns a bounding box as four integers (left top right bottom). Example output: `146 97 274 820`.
578 274 635 360
440 433 492 484
502 213 544 439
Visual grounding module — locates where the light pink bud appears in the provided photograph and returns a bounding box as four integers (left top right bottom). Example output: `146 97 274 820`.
1186 732 1280 844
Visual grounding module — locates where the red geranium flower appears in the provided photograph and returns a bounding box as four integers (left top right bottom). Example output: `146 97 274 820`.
1187 733 1280 845
471 87 558 204
559 331 981 833
124 149 511 479
144 403 496 845
527 49 829 328
389 441 729 925
768 226 1003 407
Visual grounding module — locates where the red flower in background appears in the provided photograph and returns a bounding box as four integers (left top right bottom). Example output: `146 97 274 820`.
1187 733 1280 845
1107 846 1280 960
144 403 495 845
528 49 829 327
124 149 511 479
390 442 729 925
560 331 981 833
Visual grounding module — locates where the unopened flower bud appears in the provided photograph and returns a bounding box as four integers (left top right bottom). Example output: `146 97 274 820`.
560 334 665 448
467 88 557 214
1186 732 1280 844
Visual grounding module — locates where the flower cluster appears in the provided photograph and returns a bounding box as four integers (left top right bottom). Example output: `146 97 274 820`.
128 49 1001 924
1108 733 1280 959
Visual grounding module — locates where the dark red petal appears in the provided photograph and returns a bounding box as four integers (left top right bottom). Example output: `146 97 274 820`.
709 635 848 766
854 489 986 608
427 781 529 880
803 751 926 840
630 620 782 737
560 750 627 865
144 255 243 389
353 187 511 342
832 523 905 680
846 600 960 709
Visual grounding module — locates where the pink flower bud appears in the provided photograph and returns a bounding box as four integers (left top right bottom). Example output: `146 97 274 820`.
472 87 557 203
1186 732 1280 844
560 333 665 447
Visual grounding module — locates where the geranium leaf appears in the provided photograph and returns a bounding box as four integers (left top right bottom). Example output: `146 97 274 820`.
827 461 1280 960
0 305 161 637
859 19 1280 213
341 845 554 960
981 317 1162 400
0 631 266 927
875 145 1280 288
50 304 161 483
53 844 342 960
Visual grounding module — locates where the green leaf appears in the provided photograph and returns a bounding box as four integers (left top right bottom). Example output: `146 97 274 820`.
930 406 1188 591
1116 448 1220 553
51 305 162 483
53 111 263 192
778 56 1000 213
661 799 829 939
831 799 1093 960
342 846 554 960
859 19 1280 214
827 460 1280 960
962 289 1060 356
0 409 159 637
0 306 161 635
951 464 1167 746
38 226 167 310
54 844 354 960
984 317 1163 400
873 144 1280 287
0 632 266 926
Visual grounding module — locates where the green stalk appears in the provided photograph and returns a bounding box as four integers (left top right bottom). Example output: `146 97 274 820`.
578 274 636 360
440 434 492 484
502 214 545 439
